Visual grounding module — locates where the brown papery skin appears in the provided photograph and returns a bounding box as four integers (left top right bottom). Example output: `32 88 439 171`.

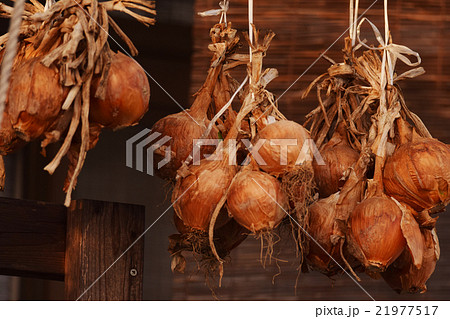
253 120 310 176
150 110 218 180
227 170 288 232
0 112 24 155
90 52 150 130
382 229 439 294
383 138 450 211
313 130 359 198
172 154 236 232
173 205 230 234
306 193 344 275
7 58 68 141
350 196 406 271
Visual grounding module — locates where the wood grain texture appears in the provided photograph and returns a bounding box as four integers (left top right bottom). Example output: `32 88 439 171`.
65 199 145 301
0 197 66 281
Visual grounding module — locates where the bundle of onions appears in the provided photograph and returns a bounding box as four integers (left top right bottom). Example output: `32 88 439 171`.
89 51 150 130
306 192 353 275
227 163 289 233
348 196 407 272
383 137 450 211
313 124 359 198
150 23 238 180
253 120 311 176
171 81 255 234
382 229 440 294
6 57 68 141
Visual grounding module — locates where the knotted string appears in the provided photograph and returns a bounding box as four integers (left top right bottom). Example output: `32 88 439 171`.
356 17 422 88
355 1 423 157
198 0 229 24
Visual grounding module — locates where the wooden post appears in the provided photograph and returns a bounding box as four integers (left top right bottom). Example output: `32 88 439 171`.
0 197 145 301
65 199 145 301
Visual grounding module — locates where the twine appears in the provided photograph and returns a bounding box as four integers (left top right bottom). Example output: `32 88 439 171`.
356 16 421 88
198 0 229 25
0 0 26 127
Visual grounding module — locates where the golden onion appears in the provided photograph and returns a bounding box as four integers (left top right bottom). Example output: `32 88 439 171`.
253 120 310 176
384 138 450 211
313 126 359 198
7 57 68 141
90 51 150 130
227 169 288 232
349 196 406 272
306 193 348 275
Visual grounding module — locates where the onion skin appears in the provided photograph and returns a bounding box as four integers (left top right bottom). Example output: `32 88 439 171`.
227 169 288 232
150 111 218 180
172 157 236 232
383 138 450 211
313 130 359 198
0 112 24 155
306 193 345 275
253 120 310 176
7 58 68 141
174 205 230 233
349 196 407 272
90 52 150 129
382 229 439 294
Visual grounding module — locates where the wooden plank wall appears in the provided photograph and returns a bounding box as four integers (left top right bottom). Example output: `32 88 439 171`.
172 0 450 300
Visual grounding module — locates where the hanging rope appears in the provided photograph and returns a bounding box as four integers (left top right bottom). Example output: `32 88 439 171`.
0 0 26 126
349 0 360 47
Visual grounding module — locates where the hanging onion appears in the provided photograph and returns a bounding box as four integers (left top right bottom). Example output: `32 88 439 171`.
383 138 450 211
313 125 359 198
306 193 351 275
6 57 68 141
253 120 311 176
382 229 440 294
227 168 288 232
172 151 236 232
90 51 150 130
150 24 238 180
349 196 406 272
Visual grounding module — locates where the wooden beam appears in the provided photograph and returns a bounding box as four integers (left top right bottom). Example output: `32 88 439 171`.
65 199 145 301
0 197 66 281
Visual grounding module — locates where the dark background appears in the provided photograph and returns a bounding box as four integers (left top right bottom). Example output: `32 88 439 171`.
0 0 449 300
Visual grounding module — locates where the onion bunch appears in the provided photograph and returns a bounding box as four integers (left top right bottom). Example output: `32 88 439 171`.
0 0 154 203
